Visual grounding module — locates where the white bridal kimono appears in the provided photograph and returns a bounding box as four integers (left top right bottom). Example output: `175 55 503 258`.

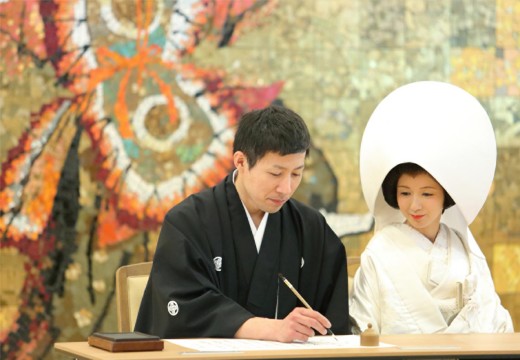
349 223 513 334
356 81 515 335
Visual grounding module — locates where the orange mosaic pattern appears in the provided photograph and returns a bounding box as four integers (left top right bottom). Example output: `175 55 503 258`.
0 1 282 359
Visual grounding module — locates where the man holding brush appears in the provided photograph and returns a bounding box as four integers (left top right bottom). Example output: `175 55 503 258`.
135 105 351 342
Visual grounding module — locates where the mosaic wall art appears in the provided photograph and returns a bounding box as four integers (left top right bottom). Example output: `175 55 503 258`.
0 1 518 359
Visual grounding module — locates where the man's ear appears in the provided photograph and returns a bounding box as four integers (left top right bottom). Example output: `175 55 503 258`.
233 151 247 169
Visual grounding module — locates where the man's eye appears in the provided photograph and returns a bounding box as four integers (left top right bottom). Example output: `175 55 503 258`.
270 172 281 177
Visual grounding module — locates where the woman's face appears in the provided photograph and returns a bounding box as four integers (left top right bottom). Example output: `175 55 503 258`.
396 171 445 242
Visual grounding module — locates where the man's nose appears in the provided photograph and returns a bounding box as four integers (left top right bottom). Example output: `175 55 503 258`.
277 175 292 194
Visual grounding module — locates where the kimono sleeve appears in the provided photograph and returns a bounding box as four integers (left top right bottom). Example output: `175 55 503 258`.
349 251 382 334
134 211 254 338
447 255 513 333
320 225 351 335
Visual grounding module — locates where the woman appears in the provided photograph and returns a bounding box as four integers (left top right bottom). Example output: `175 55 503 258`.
350 81 513 334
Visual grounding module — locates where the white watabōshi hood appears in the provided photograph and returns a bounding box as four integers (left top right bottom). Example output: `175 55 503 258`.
360 81 496 251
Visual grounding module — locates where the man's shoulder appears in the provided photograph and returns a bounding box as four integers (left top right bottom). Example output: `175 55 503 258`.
287 199 326 228
165 185 219 220
286 198 325 223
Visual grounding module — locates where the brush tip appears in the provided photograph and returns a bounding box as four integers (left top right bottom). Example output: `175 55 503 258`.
278 273 285 280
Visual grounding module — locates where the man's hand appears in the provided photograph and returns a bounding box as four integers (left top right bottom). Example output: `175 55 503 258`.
276 307 331 342
234 307 332 343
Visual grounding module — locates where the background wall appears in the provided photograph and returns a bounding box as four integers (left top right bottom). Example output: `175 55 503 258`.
0 1 518 359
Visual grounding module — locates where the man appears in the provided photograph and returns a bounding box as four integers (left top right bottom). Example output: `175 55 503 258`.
135 105 350 342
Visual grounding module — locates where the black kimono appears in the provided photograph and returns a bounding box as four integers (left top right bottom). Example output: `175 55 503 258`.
135 173 350 338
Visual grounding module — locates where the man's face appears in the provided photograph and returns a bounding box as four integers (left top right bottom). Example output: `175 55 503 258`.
234 151 306 219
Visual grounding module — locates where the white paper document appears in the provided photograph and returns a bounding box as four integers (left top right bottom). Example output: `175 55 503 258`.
169 335 394 352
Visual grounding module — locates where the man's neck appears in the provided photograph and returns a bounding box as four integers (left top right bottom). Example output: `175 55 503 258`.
250 211 266 229
232 170 266 228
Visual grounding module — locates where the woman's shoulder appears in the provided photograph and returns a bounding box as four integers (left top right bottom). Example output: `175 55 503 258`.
365 223 404 250
442 223 486 260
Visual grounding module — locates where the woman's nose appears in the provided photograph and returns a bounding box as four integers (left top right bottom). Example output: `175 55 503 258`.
411 196 422 210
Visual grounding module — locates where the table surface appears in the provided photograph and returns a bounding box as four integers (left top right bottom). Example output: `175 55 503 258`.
54 332 520 360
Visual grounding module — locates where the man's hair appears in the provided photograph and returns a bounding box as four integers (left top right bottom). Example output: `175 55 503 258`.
233 105 311 168
382 162 455 210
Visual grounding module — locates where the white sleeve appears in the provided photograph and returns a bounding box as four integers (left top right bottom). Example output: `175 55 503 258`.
349 251 382 334
447 256 514 333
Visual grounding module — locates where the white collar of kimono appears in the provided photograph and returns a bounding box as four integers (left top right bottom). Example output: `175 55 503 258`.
359 81 496 258
233 169 269 253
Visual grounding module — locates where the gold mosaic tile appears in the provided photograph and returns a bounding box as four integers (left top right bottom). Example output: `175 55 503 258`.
450 48 496 97
0 248 27 335
494 244 520 294
496 0 520 48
